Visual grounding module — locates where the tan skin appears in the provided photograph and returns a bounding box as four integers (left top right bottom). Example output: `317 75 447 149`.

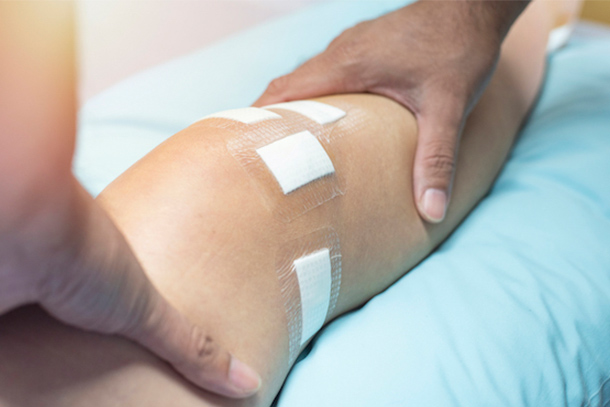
0 3 261 397
0 2 565 406
254 0 532 224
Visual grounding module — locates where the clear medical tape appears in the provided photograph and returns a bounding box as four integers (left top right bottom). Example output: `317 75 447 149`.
275 227 341 365
194 101 354 222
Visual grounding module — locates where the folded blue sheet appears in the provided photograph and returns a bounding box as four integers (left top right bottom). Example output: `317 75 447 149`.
75 2 610 406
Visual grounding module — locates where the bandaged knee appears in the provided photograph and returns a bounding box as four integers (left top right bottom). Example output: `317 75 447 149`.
198 100 348 364
199 100 349 221
276 227 341 364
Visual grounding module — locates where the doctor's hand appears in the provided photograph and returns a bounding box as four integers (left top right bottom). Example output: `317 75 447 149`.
254 0 529 223
0 177 262 398
0 2 260 397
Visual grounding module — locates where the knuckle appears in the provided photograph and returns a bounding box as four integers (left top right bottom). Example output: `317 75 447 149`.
422 142 456 178
332 38 364 69
189 325 220 368
326 41 368 90
265 75 291 97
326 23 379 91
328 24 369 68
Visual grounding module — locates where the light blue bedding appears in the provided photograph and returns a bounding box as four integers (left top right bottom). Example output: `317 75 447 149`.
75 1 610 406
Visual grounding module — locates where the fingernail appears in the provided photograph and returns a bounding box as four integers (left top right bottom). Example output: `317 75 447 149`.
422 188 447 223
229 356 262 395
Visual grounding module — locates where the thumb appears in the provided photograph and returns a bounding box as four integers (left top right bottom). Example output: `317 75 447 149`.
413 104 465 223
43 258 262 398
253 52 358 107
38 188 262 399
122 288 262 398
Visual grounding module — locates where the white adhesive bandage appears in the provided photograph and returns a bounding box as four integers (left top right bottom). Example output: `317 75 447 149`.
294 248 332 345
256 130 335 194
200 107 281 124
277 228 341 365
224 101 347 221
264 100 346 125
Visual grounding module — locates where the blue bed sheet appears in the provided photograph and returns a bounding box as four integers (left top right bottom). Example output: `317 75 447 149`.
75 2 610 406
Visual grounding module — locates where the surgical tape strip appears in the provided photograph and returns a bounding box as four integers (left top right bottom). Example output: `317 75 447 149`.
200 107 281 124
276 228 341 365
264 101 346 125
256 130 335 194
294 248 333 345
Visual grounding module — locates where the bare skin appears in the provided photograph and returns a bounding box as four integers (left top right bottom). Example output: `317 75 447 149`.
254 0 581 224
0 2 260 396
0 2 563 406
254 0 532 224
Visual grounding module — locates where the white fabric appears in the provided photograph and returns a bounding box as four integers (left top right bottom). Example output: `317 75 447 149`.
547 25 574 53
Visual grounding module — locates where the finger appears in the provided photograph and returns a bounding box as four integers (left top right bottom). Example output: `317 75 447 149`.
252 52 360 107
122 288 262 398
35 185 262 398
413 103 465 223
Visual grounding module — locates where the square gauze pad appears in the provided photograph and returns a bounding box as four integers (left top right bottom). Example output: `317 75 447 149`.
256 130 335 194
293 248 332 345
